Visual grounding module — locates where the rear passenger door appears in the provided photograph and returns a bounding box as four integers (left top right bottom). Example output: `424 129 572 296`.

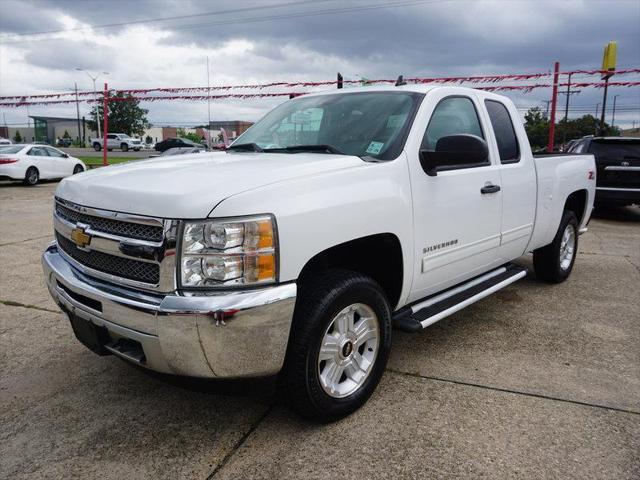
407 92 503 302
483 98 537 263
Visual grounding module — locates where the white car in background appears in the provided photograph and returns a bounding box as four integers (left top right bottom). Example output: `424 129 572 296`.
0 138 12 145
0 144 86 186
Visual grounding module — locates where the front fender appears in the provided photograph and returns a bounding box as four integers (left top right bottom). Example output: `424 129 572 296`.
210 155 415 307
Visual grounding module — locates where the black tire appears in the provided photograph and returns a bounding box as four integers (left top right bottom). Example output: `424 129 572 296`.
73 164 84 174
121 143 129 152
93 143 101 151
533 210 579 283
23 167 39 186
280 269 392 422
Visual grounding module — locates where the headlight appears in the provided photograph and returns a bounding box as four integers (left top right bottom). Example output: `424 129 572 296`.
180 215 277 288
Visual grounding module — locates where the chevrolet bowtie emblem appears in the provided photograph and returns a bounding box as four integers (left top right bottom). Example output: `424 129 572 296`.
70 227 91 248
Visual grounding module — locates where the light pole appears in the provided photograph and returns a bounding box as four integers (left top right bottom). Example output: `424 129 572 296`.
611 95 620 129
75 68 109 139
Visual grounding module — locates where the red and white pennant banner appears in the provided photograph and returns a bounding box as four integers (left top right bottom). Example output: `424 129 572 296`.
1 68 639 102
1 81 638 107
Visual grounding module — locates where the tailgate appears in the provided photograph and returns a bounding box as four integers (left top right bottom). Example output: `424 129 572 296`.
590 139 640 188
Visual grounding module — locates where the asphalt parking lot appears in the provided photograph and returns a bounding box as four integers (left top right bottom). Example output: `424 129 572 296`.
1 181 638 479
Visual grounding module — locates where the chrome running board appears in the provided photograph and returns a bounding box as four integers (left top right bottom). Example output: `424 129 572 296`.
394 264 527 332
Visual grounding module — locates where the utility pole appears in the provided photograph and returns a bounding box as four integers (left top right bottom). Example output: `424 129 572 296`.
562 72 572 145
547 61 560 152
599 77 610 135
611 95 620 129
543 100 551 118
74 82 81 145
595 103 600 135
206 56 212 148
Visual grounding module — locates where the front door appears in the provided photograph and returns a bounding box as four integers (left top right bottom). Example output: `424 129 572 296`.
44 146 70 176
407 92 503 303
26 146 55 178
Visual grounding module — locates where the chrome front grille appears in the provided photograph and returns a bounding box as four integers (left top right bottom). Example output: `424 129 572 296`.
53 198 178 291
55 202 163 241
56 233 160 284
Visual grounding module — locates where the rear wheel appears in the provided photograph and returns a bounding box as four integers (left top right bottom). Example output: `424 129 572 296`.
73 164 84 174
533 210 578 283
93 143 101 151
23 167 39 186
281 270 392 422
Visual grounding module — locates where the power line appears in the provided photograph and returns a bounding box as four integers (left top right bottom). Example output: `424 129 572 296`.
0 0 337 39
0 0 453 44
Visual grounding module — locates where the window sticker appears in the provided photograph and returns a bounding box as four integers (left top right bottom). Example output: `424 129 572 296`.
365 141 384 155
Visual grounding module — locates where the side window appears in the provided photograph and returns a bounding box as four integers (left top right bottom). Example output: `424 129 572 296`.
573 141 586 153
44 147 65 157
485 100 520 163
421 96 484 151
107 134 117 139
28 147 48 156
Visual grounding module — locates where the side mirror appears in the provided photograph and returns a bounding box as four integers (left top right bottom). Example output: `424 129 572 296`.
62 153 69 158
419 134 489 177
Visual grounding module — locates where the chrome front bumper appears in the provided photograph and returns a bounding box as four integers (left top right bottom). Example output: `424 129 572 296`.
42 243 297 378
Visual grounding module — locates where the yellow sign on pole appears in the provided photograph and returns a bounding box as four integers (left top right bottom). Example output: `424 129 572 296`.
601 41 617 79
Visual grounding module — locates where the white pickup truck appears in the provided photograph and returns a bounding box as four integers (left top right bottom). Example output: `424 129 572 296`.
91 133 142 152
42 85 595 422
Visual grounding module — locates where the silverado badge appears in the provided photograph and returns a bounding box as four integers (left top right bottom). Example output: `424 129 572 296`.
70 227 91 248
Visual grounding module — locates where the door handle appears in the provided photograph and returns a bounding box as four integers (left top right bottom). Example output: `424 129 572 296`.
480 184 501 194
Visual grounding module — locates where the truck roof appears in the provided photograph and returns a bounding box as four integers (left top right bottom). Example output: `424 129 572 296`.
302 83 511 102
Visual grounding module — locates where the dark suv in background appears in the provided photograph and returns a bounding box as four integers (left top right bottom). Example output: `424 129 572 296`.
570 136 640 207
154 137 206 152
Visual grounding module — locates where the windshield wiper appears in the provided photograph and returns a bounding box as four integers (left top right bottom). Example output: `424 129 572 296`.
264 144 345 155
227 143 264 152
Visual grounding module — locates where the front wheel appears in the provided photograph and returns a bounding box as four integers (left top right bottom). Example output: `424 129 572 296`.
121 143 129 152
533 210 578 283
93 143 101 151
23 167 39 186
281 270 392 422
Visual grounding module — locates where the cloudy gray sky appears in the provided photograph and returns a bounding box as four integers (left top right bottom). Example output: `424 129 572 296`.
1 0 639 129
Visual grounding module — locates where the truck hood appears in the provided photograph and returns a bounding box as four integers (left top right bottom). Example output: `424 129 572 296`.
56 151 364 218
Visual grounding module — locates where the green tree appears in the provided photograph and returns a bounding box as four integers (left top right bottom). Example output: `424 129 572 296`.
558 115 620 142
87 91 150 136
62 130 71 139
523 107 621 151
13 130 22 143
177 128 203 144
524 107 549 150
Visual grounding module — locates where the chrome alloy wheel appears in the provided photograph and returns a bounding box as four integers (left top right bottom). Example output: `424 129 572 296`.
559 223 576 270
318 303 380 398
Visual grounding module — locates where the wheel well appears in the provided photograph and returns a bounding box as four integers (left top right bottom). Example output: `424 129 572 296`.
564 190 588 225
297 233 403 308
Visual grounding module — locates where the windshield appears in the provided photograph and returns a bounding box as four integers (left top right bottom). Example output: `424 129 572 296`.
234 91 423 160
